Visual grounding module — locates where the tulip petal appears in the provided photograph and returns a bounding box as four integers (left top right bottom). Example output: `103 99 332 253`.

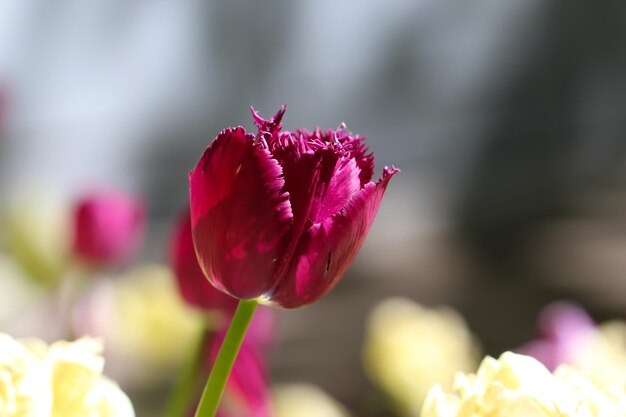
279 149 362 227
189 128 292 299
251 105 286 138
170 207 238 313
350 138 375 186
311 156 362 223
268 166 399 308
286 126 374 187
252 106 366 227
335 127 374 186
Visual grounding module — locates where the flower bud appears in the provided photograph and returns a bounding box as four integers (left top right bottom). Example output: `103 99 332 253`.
72 190 145 266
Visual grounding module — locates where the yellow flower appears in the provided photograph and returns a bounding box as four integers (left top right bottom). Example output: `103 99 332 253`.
74 264 204 387
272 383 350 417
568 320 626 397
422 352 626 417
363 298 480 416
2 191 71 287
0 333 134 417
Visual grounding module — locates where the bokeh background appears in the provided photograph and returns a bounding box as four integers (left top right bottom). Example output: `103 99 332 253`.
1 1 626 416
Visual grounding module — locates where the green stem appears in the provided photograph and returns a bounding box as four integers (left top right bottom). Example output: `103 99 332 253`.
194 300 258 417
163 320 210 417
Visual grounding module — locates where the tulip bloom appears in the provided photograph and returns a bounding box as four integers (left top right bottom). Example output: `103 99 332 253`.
73 190 145 266
170 207 238 314
189 106 397 308
168 207 276 417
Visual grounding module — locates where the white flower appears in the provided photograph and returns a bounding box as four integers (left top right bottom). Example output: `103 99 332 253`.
422 352 626 417
0 333 134 417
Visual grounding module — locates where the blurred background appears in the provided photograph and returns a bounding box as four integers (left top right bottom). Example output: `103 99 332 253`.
1 1 626 416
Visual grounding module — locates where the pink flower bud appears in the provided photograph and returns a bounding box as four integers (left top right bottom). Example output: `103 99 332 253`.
189 106 397 308
517 302 596 370
72 190 145 266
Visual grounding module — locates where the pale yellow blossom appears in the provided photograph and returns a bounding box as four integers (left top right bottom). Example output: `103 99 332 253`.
363 298 480 416
272 383 350 417
2 191 70 287
0 333 134 417
571 320 626 394
74 264 203 387
422 352 626 417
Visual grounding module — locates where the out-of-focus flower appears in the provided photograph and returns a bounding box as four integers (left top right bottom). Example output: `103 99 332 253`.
363 297 480 416
0 254 67 340
588 321 626 393
189 106 398 308
518 302 626 393
169 206 238 315
272 383 350 417
0 332 134 417
518 302 597 371
2 191 71 286
242 306 276 353
421 351 626 417
73 264 203 387
211 334 271 417
199 304 276 417
0 255 42 322
72 190 145 266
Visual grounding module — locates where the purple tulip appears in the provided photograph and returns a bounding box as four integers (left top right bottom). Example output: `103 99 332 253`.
517 302 596 370
189 106 397 308
170 206 278 345
170 207 238 314
72 190 145 266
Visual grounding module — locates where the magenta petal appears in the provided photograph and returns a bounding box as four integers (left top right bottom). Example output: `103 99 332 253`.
211 335 271 417
284 150 362 227
310 156 362 223
169 207 238 313
244 306 277 352
225 344 271 417
189 127 292 299
335 128 374 186
517 340 562 371
294 126 374 186
251 105 286 138
536 302 595 343
351 140 375 186
269 167 399 308
73 190 145 266
516 302 597 371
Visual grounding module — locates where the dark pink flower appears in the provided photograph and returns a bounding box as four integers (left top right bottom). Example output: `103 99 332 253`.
196 312 274 417
517 302 596 370
211 333 272 417
189 106 397 308
242 306 276 353
170 207 238 313
72 190 145 266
